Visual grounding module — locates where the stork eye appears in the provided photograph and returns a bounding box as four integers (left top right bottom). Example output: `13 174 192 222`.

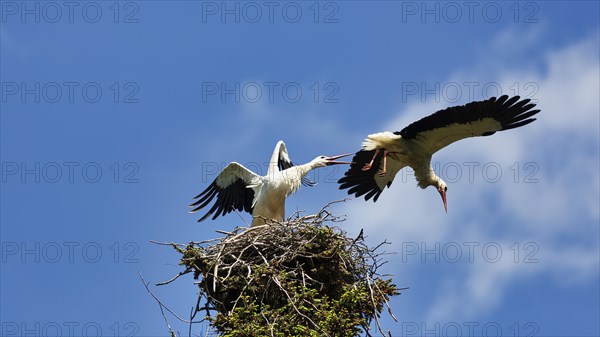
444 186 448 192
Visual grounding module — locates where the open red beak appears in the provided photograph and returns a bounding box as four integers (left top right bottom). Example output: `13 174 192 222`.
325 153 353 165
439 189 448 213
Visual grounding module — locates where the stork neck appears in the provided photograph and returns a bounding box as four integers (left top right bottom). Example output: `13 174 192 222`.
416 165 440 189
278 162 315 195
295 162 316 178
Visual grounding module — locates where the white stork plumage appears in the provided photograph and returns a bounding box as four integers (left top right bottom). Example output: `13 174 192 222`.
338 95 540 212
190 140 351 226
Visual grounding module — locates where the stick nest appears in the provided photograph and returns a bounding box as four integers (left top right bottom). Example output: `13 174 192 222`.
168 204 402 337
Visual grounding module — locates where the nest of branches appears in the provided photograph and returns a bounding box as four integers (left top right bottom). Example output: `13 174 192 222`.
164 203 402 337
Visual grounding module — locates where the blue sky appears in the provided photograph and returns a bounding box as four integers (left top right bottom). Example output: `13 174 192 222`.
1 1 598 336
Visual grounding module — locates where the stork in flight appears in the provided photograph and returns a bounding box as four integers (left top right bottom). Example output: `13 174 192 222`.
338 95 540 212
190 140 351 226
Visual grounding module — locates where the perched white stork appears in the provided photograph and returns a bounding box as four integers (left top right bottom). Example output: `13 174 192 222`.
338 95 540 212
190 140 351 226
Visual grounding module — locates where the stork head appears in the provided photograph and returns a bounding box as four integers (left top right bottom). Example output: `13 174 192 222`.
311 153 353 168
435 179 448 213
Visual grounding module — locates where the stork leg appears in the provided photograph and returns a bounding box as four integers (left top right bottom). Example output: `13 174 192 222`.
377 150 390 177
362 149 380 171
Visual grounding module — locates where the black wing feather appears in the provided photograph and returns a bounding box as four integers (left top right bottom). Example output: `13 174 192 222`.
190 178 255 222
278 157 293 171
193 188 219 211
338 150 387 202
397 95 539 139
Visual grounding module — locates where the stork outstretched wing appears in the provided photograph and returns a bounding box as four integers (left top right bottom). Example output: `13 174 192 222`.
398 95 539 156
189 162 259 222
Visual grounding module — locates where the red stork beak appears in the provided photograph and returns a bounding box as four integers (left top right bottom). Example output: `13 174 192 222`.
439 188 448 213
325 153 353 165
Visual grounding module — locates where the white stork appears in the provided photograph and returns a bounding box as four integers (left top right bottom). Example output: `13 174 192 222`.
338 95 540 212
190 140 351 226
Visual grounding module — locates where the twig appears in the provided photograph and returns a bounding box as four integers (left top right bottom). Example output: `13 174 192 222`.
366 274 389 337
272 275 330 337
156 268 192 286
232 208 251 227
139 272 205 326
215 230 233 235
150 240 185 247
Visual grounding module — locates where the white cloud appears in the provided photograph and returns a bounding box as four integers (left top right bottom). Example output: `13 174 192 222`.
341 28 600 324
